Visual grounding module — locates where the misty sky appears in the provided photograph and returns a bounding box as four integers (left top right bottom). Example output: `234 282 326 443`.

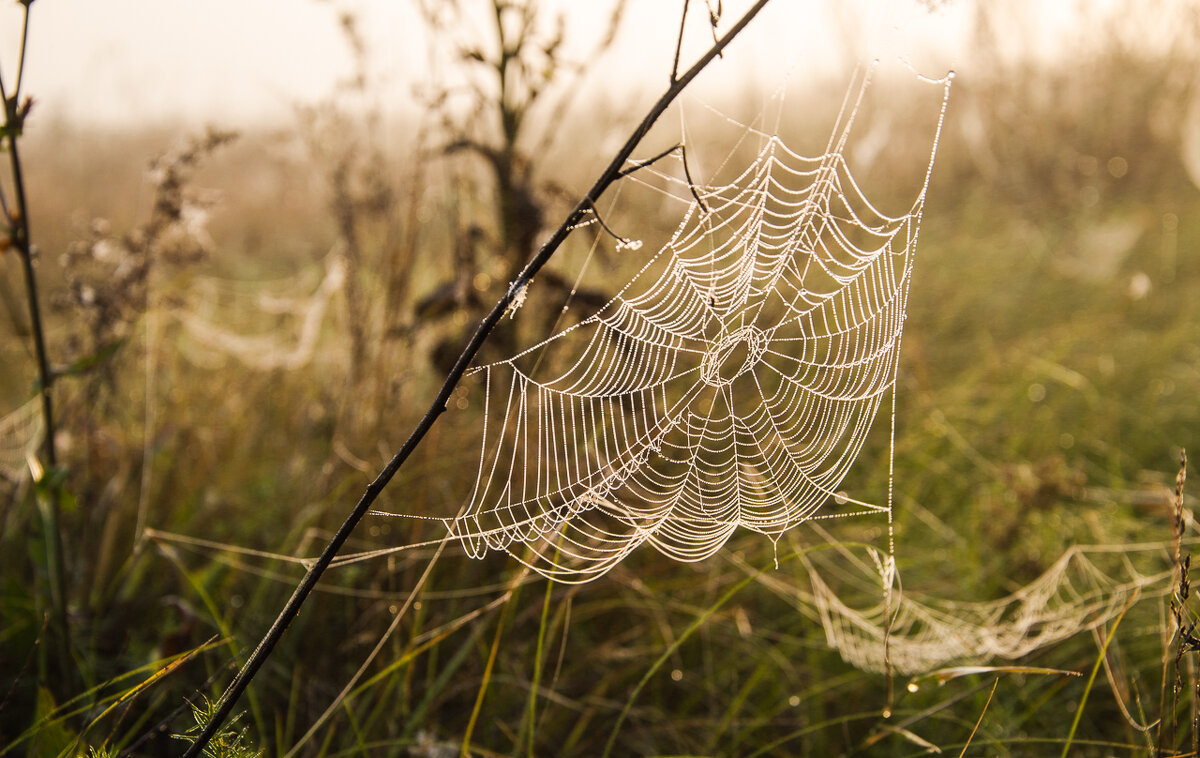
0 0 977 128
0 0 1171 130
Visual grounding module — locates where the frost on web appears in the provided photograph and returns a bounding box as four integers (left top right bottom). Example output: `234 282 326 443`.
427 68 951 582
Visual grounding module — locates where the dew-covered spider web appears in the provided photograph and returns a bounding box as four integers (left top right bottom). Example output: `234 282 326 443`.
374 65 952 582
174 247 347 372
0 396 44 487
801 540 1169 675
144 63 1183 705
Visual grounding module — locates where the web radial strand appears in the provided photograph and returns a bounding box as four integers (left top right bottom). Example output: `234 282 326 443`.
433 69 952 582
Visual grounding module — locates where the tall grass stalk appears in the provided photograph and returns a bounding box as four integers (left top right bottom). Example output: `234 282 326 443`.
1163 448 1193 754
521 573 555 757
283 534 454 756
958 677 998 757
601 556 775 758
0 640 220 757
1061 592 1138 757
155 541 267 741
460 577 520 756
0 0 71 697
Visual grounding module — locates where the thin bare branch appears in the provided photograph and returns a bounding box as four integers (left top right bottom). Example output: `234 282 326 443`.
616 142 709 214
679 144 709 213
671 0 690 83
616 143 679 177
582 199 634 248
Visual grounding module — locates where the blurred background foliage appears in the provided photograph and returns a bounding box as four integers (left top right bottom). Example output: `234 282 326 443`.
1 0 1199 755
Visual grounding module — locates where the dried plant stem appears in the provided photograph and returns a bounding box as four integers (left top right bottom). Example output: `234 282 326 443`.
958 677 998 757
180 2 772 754
1062 592 1138 758
1 2 71 695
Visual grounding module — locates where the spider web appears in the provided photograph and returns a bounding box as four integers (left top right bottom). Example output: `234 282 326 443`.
173 249 347 372
377 66 953 582
0 396 44 487
803 541 1168 675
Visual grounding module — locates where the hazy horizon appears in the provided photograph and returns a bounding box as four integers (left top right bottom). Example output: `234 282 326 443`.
1 0 1156 131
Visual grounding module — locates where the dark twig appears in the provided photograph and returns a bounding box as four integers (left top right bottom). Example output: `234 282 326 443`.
616 143 709 213
678 144 709 213
1160 448 1191 754
0 3 72 695
670 0 690 84
179 2 772 754
707 0 724 47
616 143 680 178
582 200 635 249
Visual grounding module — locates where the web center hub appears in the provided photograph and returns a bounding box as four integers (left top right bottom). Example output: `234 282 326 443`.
700 324 767 387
